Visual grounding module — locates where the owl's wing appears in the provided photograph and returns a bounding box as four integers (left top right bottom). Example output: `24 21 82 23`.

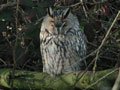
64 28 87 68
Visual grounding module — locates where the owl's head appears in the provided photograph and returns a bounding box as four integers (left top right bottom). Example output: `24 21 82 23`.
41 7 71 35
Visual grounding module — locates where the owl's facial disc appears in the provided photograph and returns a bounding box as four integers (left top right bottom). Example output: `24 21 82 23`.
47 7 70 34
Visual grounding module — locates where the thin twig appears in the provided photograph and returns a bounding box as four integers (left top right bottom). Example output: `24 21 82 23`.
70 2 81 7
96 10 120 59
69 0 107 7
0 1 16 11
0 58 7 65
72 10 120 89
10 0 20 90
112 53 120 90
93 10 120 73
112 68 120 90
84 68 118 90
80 0 88 18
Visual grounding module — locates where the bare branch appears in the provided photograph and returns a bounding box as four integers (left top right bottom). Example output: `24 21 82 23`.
112 68 120 90
0 1 16 11
93 11 120 72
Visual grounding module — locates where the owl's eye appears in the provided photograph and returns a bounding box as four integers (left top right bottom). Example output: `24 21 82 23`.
50 20 54 23
49 20 55 27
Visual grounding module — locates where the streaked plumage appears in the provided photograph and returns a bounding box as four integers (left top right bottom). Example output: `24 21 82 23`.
40 7 86 76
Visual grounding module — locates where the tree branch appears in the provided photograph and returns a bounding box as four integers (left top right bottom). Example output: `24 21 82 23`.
0 2 16 11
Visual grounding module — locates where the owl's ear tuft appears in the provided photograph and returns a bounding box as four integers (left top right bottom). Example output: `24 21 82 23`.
62 8 70 19
47 7 53 17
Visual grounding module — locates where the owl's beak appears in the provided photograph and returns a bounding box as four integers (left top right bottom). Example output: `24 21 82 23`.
58 22 66 34
53 28 58 35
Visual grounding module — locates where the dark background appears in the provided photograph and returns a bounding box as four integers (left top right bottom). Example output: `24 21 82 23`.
0 0 120 74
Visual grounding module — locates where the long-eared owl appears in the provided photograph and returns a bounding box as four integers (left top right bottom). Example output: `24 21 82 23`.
40 7 87 76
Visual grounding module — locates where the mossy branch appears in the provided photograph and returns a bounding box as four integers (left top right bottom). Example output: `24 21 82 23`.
0 68 119 90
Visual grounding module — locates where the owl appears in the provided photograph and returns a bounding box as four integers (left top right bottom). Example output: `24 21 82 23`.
40 7 87 76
